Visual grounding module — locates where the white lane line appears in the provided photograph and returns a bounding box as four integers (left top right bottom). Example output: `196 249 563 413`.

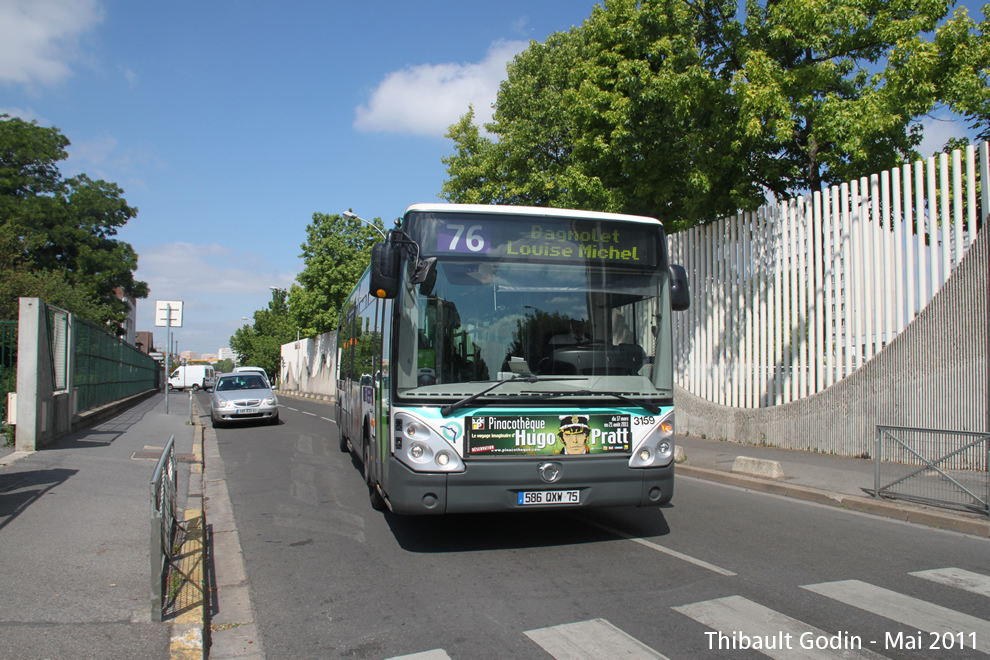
321 416 335 423
301 410 316 416
910 567 990 597
673 595 886 660
525 618 668 660
583 519 736 576
286 407 299 412
803 579 990 641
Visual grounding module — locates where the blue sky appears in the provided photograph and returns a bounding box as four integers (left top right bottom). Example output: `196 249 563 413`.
1 0 983 357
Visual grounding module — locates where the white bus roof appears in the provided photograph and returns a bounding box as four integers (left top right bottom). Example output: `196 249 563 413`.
403 203 663 226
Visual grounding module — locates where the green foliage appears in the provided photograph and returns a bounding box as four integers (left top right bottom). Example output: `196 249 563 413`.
229 211 383 381
0 115 148 329
290 211 384 335
442 0 989 228
229 287 296 380
214 358 235 374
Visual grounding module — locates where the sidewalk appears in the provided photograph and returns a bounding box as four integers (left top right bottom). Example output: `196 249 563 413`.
0 391 200 660
675 434 990 537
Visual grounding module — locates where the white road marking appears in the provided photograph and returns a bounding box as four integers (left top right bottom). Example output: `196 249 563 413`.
673 595 886 659
583 519 736 576
910 567 990 597
803 579 990 640
386 650 451 660
525 618 667 659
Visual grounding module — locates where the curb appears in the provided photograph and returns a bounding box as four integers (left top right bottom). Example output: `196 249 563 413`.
275 390 334 403
169 410 207 659
675 464 990 538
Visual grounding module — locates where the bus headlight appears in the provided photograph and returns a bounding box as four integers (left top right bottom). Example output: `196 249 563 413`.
394 412 466 473
629 413 675 468
409 442 429 461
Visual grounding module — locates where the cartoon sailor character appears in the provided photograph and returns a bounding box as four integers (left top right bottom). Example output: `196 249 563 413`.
556 414 591 455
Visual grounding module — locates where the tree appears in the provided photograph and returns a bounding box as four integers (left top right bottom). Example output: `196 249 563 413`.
289 211 385 335
229 287 296 379
229 210 383 380
214 358 235 374
442 0 989 229
0 114 148 328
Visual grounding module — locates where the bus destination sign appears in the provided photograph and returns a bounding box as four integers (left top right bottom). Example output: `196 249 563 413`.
422 215 658 267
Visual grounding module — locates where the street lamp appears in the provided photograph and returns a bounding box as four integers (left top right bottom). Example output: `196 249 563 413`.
343 211 387 240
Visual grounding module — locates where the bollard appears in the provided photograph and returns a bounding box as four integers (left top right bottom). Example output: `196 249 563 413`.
189 390 193 425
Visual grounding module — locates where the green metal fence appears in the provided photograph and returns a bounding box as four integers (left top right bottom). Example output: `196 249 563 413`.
74 319 158 413
0 321 16 423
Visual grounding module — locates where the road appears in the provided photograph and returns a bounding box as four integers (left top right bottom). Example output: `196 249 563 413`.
205 394 990 659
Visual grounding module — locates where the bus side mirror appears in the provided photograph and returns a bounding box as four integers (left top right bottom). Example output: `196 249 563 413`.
370 242 400 299
670 264 690 311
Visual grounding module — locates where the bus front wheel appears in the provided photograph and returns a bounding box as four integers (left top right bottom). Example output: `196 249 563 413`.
363 441 386 511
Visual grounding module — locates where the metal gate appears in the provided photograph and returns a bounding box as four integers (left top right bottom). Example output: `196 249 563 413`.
874 425 990 518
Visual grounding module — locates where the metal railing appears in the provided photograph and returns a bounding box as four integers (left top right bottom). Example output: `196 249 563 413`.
150 435 179 622
75 318 158 414
874 425 990 518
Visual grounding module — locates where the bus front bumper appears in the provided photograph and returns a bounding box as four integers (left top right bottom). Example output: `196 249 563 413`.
384 456 673 515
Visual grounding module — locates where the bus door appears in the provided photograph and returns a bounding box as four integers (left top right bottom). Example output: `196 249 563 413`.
375 299 393 492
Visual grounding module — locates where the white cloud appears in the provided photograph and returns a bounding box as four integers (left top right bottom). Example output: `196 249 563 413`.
121 66 138 89
917 112 975 158
354 39 528 137
68 134 118 165
0 0 104 86
133 242 298 354
137 243 295 298
0 106 46 123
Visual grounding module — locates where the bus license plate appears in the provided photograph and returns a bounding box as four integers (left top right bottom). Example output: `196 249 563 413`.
518 490 580 506
238 408 258 414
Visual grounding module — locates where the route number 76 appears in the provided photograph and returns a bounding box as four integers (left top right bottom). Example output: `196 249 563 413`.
445 224 486 252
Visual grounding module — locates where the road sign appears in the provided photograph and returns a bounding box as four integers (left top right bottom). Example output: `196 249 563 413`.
155 300 184 327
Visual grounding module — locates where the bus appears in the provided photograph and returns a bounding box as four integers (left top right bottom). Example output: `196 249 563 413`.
335 204 689 514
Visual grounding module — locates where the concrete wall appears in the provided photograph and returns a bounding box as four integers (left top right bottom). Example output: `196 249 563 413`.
15 298 72 450
280 330 337 398
675 225 989 456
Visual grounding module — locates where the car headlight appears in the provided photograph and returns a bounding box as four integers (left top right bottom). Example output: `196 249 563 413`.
215 398 232 409
264 396 276 405
394 412 465 473
628 413 675 468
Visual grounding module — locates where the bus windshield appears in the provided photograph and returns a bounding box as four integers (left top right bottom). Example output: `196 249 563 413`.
394 256 673 401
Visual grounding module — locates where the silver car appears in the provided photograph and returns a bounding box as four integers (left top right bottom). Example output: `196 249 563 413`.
210 373 279 427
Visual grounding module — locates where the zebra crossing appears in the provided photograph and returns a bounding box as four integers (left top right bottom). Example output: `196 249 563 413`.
389 567 990 659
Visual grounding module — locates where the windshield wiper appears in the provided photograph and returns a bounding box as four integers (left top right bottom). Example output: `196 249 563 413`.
440 375 538 417
520 389 662 415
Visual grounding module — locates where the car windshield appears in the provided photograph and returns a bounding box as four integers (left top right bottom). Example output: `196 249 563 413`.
216 376 267 391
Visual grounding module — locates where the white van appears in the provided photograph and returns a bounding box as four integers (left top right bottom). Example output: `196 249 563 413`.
168 364 216 391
